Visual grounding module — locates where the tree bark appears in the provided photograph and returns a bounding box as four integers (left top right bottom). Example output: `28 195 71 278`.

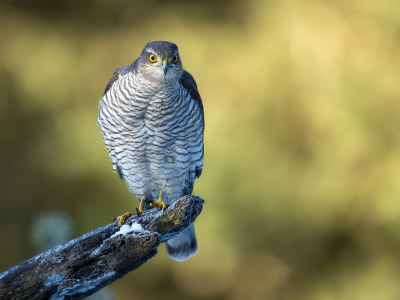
0 195 204 300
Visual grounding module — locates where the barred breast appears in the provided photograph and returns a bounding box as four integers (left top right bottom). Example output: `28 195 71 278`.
97 72 204 205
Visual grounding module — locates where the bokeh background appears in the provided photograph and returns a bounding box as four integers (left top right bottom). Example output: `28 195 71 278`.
1 0 400 299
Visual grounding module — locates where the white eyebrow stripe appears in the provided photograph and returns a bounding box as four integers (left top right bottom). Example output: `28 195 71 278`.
146 48 155 53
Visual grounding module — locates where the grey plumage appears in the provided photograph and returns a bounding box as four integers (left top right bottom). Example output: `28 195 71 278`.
97 41 204 261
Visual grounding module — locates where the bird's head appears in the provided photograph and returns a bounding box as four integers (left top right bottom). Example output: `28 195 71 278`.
138 41 183 85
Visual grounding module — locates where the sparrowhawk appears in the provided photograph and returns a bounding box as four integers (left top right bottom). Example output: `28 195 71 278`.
97 41 204 262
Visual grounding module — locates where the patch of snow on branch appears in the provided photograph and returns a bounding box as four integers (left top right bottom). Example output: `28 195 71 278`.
110 223 144 238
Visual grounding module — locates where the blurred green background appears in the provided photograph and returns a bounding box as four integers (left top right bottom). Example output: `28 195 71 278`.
1 0 400 299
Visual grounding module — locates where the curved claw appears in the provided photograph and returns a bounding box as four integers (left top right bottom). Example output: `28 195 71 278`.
150 199 167 210
114 212 134 226
150 189 167 210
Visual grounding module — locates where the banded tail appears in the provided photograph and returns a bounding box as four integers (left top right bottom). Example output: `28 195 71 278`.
165 225 198 262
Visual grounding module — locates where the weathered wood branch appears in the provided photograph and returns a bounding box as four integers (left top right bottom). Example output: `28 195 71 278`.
0 195 204 300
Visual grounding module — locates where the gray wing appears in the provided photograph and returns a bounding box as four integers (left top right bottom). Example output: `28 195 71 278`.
179 70 204 129
179 70 205 179
103 59 139 95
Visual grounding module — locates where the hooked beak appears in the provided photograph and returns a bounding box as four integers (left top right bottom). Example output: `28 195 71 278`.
161 59 169 75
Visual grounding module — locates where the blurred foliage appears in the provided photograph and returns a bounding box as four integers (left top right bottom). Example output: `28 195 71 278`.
1 0 400 299
30 211 74 252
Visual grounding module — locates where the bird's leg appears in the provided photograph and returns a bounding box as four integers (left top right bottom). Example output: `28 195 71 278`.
150 189 167 210
113 196 145 226
136 196 145 214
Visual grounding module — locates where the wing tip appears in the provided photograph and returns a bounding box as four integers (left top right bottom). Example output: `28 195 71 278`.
117 164 125 180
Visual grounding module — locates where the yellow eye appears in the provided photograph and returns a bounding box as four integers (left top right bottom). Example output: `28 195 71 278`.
172 55 178 63
149 54 157 63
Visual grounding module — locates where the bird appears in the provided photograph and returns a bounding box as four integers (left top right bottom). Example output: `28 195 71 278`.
97 41 204 262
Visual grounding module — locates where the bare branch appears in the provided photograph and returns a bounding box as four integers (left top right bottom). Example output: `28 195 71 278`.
0 195 204 300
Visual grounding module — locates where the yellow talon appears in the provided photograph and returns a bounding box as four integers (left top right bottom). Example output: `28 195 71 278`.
116 212 134 226
150 190 167 209
115 196 145 226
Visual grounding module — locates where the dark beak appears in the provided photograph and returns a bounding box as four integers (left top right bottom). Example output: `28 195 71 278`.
161 62 169 75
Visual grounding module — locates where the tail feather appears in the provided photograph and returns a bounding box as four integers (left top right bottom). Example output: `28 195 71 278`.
165 225 198 262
